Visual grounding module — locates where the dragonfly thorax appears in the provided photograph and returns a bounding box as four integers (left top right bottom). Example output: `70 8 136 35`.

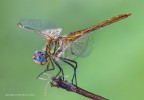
49 41 57 54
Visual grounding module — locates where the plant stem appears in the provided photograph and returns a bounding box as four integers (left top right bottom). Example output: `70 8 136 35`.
50 77 108 100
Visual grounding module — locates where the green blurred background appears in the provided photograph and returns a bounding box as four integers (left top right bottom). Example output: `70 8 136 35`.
0 0 144 100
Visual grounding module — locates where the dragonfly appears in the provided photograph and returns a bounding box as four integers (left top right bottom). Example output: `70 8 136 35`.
18 13 131 86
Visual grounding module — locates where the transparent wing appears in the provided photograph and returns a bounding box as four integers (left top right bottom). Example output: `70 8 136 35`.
60 34 94 60
17 19 55 32
17 19 62 39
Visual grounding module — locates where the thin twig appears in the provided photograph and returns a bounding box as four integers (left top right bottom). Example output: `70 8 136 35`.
50 77 108 100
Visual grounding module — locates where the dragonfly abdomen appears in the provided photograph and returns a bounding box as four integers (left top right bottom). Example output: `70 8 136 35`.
65 13 131 42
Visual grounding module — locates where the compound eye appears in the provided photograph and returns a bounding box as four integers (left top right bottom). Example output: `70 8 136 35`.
33 50 47 65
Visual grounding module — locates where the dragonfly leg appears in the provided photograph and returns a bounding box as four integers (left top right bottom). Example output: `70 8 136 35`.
59 57 77 86
52 59 64 80
36 61 55 79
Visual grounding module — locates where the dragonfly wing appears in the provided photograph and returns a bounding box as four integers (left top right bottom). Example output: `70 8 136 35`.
17 19 62 39
18 19 55 32
60 34 94 60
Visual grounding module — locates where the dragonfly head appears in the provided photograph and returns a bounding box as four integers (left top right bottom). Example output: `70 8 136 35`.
33 50 47 65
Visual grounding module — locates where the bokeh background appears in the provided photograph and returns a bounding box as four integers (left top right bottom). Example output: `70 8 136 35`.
0 0 144 100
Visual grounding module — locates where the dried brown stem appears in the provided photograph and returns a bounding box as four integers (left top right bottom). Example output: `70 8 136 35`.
50 77 108 100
